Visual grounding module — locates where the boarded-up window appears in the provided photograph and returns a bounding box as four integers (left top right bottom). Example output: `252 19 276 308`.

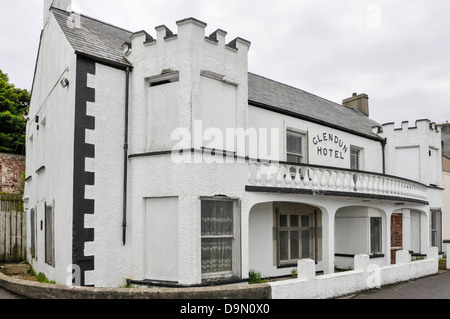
144 197 178 282
429 147 439 185
145 73 180 152
198 75 237 151
395 146 420 181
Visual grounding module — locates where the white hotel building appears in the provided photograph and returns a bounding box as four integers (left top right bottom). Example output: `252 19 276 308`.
24 0 443 288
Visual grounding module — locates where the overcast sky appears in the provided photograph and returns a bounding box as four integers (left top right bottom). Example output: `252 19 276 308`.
1 0 449 126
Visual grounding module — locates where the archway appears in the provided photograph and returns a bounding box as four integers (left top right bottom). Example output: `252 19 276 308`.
335 206 387 269
248 201 325 279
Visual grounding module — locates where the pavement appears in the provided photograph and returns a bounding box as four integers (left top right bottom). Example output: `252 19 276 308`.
349 270 450 299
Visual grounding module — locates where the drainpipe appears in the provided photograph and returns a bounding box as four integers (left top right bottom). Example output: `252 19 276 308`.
122 66 130 245
381 138 387 175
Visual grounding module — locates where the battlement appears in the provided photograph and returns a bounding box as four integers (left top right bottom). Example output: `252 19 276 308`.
372 119 440 134
127 17 251 55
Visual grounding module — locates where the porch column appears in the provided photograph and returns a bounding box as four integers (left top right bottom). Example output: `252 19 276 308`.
421 208 431 253
402 209 411 252
321 206 335 275
386 210 392 264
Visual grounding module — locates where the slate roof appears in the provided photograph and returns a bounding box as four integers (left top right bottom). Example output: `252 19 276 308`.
52 7 133 67
51 7 382 140
248 73 382 140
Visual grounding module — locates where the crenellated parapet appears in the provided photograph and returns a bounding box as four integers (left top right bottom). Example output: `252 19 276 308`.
374 119 442 186
373 119 440 135
126 17 251 154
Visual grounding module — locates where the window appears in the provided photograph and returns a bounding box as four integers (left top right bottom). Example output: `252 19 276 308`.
277 212 314 264
431 210 442 252
350 146 360 170
201 198 240 278
370 217 382 254
30 208 36 259
45 202 54 266
286 130 307 164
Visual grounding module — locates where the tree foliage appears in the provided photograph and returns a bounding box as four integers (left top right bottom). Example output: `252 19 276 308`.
0 69 30 154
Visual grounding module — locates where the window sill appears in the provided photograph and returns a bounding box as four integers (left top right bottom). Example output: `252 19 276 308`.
277 260 318 269
335 253 384 259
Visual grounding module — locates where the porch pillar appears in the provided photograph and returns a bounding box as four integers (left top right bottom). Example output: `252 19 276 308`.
322 207 335 275
402 209 411 252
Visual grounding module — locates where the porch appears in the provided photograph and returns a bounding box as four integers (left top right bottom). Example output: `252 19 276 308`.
245 161 432 280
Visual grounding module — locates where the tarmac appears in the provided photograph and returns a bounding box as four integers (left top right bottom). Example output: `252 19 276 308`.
349 269 450 299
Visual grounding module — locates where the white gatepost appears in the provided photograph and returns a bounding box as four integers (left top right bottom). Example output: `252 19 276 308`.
354 254 369 271
396 250 411 265
427 246 439 261
297 259 316 281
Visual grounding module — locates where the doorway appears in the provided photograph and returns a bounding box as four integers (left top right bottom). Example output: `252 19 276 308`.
390 213 403 264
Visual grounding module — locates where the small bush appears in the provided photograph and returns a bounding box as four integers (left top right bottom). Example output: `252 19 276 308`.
248 269 264 284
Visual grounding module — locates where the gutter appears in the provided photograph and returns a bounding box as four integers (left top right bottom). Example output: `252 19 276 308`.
122 67 130 245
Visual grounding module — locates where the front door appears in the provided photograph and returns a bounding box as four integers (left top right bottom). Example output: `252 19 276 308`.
390 213 403 264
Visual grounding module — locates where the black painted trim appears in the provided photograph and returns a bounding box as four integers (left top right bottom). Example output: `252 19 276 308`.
245 185 429 205
335 253 385 259
72 56 96 286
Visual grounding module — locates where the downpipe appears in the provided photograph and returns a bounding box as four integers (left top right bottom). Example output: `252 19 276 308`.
122 66 130 245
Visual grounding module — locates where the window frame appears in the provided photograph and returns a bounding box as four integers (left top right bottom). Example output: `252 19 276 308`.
370 216 382 255
350 146 360 170
276 210 315 266
431 210 442 252
45 201 55 267
286 129 308 164
200 197 241 279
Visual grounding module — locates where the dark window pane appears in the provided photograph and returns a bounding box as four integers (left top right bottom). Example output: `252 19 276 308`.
302 230 310 258
290 230 299 260
201 238 233 274
280 215 288 228
280 231 288 261
290 215 299 227
301 215 309 227
287 133 302 154
287 154 302 163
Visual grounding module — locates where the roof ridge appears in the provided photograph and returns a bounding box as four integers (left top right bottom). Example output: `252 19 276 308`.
51 6 134 35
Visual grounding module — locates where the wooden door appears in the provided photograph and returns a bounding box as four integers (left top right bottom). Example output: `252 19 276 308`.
390 213 403 264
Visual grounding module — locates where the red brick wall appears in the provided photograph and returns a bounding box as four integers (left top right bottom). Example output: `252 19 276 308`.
0 153 26 194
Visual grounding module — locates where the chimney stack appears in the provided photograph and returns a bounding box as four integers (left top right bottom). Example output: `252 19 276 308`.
342 93 369 117
44 0 71 27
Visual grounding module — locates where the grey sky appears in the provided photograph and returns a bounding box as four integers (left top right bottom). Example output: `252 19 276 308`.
1 0 449 126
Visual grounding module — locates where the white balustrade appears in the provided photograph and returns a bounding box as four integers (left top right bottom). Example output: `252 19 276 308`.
248 162 428 201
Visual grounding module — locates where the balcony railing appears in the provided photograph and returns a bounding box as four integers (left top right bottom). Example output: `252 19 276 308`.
247 161 428 203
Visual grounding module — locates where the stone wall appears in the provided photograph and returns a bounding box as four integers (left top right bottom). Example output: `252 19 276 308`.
0 153 25 194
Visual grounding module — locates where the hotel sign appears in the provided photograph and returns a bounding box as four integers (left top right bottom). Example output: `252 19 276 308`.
312 132 348 160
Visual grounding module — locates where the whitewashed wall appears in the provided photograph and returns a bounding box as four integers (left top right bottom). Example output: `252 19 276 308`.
270 247 438 299
248 106 384 172
379 120 442 188
25 12 77 285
